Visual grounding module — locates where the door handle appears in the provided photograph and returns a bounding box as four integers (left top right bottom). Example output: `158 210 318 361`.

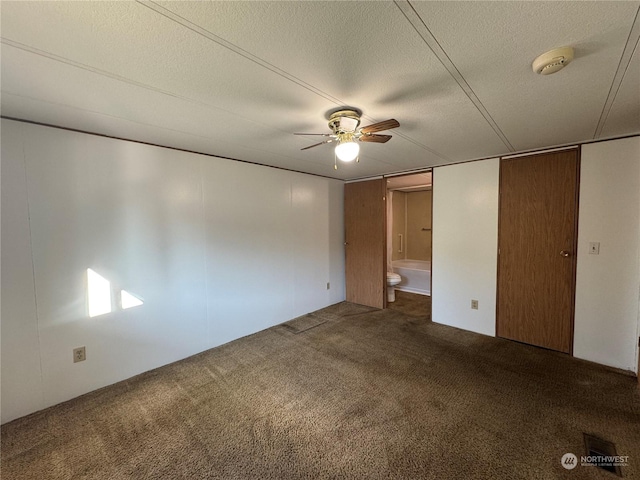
560 250 571 257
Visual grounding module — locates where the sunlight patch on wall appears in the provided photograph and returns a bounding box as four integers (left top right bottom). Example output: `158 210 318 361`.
121 290 143 310
87 268 112 317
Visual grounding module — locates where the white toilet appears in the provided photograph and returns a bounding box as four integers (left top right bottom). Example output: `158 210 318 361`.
386 272 402 302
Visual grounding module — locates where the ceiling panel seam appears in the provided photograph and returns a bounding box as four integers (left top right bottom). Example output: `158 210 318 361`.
394 0 515 152
593 5 640 139
2 87 334 174
137 1 451 162
1 38 353 148
1 36 448 167
1 90 318 161
0 38 276 130
137 1 347 108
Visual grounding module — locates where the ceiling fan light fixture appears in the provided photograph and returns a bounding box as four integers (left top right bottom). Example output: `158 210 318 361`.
335 141 359 162
296 108 399 167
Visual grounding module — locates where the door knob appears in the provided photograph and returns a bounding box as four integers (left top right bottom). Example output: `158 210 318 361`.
560 250 571 257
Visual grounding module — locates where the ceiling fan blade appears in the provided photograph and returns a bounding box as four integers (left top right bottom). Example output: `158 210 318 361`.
301 139 335 150
294 133 333 136
360 134 392 143
360 119 400 134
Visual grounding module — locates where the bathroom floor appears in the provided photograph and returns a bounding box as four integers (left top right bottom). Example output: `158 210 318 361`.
387 291 431 319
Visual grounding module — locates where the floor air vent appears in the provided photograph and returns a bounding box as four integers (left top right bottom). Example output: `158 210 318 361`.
583 434 623 477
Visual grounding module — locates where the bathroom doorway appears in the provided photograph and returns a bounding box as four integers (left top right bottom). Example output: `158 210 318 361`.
385 172 432 319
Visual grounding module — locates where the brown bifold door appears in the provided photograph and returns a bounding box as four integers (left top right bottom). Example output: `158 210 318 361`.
344 179 386 309
497 149 580 353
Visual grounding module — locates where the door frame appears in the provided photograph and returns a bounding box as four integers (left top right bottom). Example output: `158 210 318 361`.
384 170 433 310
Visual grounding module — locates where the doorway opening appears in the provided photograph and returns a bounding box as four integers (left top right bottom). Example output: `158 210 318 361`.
385 172 432 319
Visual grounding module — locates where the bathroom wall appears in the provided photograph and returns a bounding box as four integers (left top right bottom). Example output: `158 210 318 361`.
390 189 431 261
1 119 346 423
391 191 406 261
406 190 432 261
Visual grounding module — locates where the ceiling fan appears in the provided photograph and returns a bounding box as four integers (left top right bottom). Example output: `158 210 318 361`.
295 109 400 169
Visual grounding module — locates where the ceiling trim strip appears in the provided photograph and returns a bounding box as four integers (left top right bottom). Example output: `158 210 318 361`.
593 5 640 139
384 169 431 178
394 0 515 152
136 1 345 107
0 38 278 132
344 176 384 184
137 1 451 162
1 36 364 150
1 116 343 181
349 133 639 183
0 38 177 97
3 34 448 164
501 146 579 160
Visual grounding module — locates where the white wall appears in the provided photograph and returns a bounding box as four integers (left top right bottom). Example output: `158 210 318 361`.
1 120 46 419
431 158 499 337
574 137 640 373
431 140 640 375
1 119 345 423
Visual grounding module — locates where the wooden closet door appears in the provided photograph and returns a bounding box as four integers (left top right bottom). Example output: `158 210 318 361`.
497 149 580 353
344 179 386 309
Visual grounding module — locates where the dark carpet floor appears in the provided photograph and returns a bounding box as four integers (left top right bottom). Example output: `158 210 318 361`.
387 290 431 318
2 301 639 479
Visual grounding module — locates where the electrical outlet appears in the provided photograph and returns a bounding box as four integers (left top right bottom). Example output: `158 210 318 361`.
326 282 330 290
471 300 479 310
73 346 86 363
589 242 600 255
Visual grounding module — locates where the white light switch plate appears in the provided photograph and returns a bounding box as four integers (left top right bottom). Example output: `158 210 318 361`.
589 242 600 255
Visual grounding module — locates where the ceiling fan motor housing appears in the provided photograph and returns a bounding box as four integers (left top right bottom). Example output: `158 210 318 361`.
328 109 361 133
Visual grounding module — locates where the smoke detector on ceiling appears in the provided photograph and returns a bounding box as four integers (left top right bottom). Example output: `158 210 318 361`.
532 47 574 75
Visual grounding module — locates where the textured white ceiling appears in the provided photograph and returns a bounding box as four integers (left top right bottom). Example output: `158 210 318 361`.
1 1 639 180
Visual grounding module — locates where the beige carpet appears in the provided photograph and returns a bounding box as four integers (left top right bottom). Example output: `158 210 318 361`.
2 301 639 479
